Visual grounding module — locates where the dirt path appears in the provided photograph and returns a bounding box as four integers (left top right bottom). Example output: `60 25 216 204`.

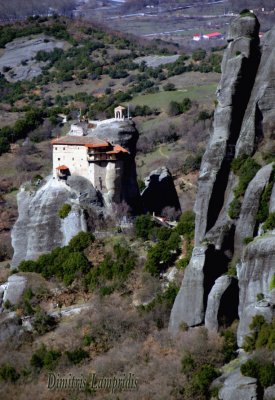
159 147 169 159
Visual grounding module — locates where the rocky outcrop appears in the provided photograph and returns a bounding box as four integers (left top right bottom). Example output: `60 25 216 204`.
169 246 206 331
89 120 141 212
237 237 275 346
217 369 258 400
194 13 260 245
264 385 275 400
0 35 65 82
0 312 21 342
11 119 141 267
170 13 275 351
205 275 238 332
141 167 181 215
234 164 273 257
2 275 27 306
11 177 88 268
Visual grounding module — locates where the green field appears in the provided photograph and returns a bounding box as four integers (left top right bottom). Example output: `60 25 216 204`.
129 84 217 112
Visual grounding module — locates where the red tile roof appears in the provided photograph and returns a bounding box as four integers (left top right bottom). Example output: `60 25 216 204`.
204 32 222 38
106 145 129 154
52 136 109 147
56 165 69 171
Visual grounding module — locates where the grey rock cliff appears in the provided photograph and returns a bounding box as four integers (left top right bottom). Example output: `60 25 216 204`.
89 120 141 212
170 13 275 351
237 237 275 346
194 14 260 245
11 177 88 268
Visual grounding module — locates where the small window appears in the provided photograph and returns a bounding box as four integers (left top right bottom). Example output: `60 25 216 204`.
58 158 60 161
55 147 57 150
72 158 74 161
63 147 65 150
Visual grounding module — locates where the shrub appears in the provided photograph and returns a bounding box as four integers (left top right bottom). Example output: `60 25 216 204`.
197 110 212 121
134 214 156 240
228 198 241 219
240 359 258 378
269 274 275 291
58 203 71 219
182 152 203 174
240 9 255 17
30 345 61 371
168 98 192 116
243 315 275 352
226 260 237 277
84 242 136 291
68 231 95 251
168 100 181 116
0 364 20 382
33 310 57 335
243 236 253 245
221 329 238 362
256 293 264 301
0 137 10 155
176 210 195 239
66 348 89 364
192 48 206 61
257 182 274 223
263 212 275 231
241 359 275 388
163 82 176 91
181 355 196 376
232 156 260 198
191 364 219 396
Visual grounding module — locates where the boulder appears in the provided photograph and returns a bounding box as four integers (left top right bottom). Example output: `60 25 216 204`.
218 369 258 400
0 312 21 342
2 274 27 305
264 385 275 400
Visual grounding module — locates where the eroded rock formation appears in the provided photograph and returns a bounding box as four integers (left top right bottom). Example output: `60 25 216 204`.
11 119 141 267
170 14 275 351
141 166 181 215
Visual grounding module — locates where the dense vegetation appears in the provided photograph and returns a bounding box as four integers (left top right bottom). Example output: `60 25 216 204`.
133 211 195 276
19 231 95 285
243 315 275 352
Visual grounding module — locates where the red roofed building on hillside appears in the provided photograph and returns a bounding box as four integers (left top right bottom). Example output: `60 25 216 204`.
203 32 224 40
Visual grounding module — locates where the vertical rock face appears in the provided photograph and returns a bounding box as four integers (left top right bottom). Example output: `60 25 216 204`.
194 14 260 245
89 120 141 212
11 177 88 268
170 14 275 345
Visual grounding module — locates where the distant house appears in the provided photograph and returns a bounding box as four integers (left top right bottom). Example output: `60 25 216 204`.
193 34 202 41
203 32 224 40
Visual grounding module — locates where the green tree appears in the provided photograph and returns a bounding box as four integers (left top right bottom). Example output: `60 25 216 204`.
134 214 155 240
